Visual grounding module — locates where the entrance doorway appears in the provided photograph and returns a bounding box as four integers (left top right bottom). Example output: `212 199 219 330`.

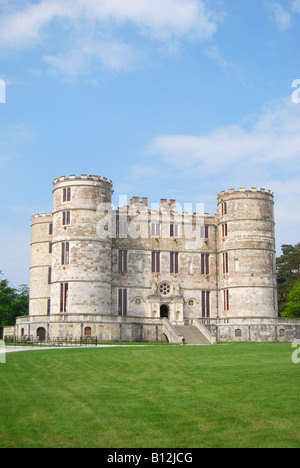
160 304 169 319
37 327 46 342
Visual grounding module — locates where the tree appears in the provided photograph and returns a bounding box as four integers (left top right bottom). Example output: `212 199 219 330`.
276 243 300 316
13 284 29 321
281 282 300 318
0 271 29 335
0 271 16 327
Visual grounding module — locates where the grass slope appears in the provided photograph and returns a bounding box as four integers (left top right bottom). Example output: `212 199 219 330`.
0 343 299 448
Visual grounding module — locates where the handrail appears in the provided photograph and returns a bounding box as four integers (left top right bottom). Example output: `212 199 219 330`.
189 318 216 344
162 318 184 344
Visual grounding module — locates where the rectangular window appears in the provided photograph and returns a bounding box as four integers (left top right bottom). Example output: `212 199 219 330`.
118 250 128 273
49 243 52 254
48 267 52 285
62 211 71 226
224 290 230 311
49 223 53 235
170 223 179 238
222 202 228 216
60 283 69 313
151 223 160 237
152 252 160 273
222 224 228 237
201 225 210 239
201 254 210 275
118 289 128 316
202 291 210 318
223 252 229 274
47 299 51 316
61 242 70 265
170 252 179 274
63 188 71 202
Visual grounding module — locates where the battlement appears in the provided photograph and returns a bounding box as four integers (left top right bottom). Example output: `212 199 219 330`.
218 187 274 199
128 197 178 210
117 203 215 220
130 197 149 207
53 174 113 186
31 213 52 221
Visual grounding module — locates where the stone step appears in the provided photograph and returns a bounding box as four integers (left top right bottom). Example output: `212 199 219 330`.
174 325 211 345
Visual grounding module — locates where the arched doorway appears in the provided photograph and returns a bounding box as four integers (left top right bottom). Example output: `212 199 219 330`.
84 326 92 342
37 327 46 342
160 304 169 319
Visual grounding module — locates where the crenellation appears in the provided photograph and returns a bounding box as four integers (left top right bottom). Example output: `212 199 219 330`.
53 174 113 187
217 187 275 200
32 213 52 221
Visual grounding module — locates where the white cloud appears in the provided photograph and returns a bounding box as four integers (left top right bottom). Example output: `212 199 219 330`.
136 97 300 251
291 0 300 13
204 45 246 84
0 0 218 47
204 45 229 68
43 39 136 78
265 1 292 30
0 0 72 47
145 98 300 173
0 0 220 77
82 0 217 40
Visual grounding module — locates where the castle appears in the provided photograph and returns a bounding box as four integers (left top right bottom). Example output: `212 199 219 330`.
5 174 300 344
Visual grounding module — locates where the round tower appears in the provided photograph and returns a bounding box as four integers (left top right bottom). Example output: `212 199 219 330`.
30 213 53 317
50 174 113 317
217 187 278 319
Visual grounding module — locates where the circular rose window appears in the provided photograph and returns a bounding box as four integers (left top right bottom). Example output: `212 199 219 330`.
159 282 171 296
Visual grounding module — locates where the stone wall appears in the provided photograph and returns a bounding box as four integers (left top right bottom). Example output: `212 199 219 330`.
51 175 113 316
30 214 52 317
217 188 277 319
18 178 287 344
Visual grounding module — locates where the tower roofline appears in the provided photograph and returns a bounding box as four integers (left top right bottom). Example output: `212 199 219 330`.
31 213 52 221
218 187 274 199
53 174 113 186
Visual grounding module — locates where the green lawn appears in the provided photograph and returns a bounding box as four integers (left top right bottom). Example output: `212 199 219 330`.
0 343 299 448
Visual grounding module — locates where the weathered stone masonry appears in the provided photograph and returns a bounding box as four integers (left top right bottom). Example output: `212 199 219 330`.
6 174 300 343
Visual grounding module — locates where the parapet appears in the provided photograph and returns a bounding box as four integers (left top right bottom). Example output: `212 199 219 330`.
53 174 113 186
160 199 176 209
218 187 274 199
130 197 148 207
31 213 53 222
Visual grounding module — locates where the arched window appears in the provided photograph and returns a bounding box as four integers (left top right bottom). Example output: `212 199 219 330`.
235 329 242 338
84 327 92 337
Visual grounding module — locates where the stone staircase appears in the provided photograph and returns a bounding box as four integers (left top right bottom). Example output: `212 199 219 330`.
174 325 211 345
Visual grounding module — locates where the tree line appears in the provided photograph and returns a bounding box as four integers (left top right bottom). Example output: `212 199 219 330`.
0 242 299 336
276 243 300 318
0 271 29 338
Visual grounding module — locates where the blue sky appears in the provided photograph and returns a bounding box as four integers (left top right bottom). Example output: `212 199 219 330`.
0 0 300 286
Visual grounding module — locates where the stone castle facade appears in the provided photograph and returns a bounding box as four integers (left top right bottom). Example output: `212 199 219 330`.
6 174 300 344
